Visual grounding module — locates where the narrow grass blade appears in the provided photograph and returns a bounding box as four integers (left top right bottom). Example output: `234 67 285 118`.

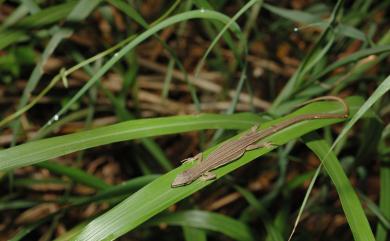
36 161 110 190
316 45 390 79
146 210 254 241
263 3 321 23
329 74 390 154
302 133 375 241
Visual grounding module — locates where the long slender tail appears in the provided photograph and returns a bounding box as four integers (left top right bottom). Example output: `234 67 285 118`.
296 96 349 118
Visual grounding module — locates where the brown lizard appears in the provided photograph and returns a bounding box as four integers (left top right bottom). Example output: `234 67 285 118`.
171 96 349 187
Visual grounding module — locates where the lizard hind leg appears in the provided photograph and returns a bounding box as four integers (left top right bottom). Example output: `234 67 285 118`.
246 141 277 151
244 124 260 136
201 171 217 181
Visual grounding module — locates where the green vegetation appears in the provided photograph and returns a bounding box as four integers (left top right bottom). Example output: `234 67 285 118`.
0 1 389 240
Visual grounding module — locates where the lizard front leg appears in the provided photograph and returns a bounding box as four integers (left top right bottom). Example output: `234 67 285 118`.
244 124 260 136
181 152 203 164
200 171 217 181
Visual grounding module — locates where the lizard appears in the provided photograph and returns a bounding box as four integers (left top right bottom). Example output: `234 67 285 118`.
171 96 349 188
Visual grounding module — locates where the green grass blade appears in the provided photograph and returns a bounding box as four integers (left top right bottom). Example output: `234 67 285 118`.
183 227 207 241
102 83 173 171
146 210 254 241
35 161 110 190
0 3 29 29
302 133 375 241
329 74 390 153
70 97 361 241
263 3 367 41
0 30 28 50
66 0 102 21
0 113 261 171
376 122 390 241
263 3 321 23
358 192 390 230
14 1 78 28
377 160 390 241
107 0 148 27
316 45 390 79
72 175 159 206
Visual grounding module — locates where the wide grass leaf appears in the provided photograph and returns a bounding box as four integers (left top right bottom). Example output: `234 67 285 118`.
0 113 260 171
71 97 362 241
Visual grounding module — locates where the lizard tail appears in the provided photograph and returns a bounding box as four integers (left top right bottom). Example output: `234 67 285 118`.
295 96 349 118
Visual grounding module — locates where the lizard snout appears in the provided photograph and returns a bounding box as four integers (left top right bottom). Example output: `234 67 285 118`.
171 172 192 188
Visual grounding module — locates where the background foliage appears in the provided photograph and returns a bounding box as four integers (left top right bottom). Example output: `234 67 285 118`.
0 0 389 240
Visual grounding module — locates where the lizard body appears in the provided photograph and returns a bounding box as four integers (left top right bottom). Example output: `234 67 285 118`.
171 96 349 187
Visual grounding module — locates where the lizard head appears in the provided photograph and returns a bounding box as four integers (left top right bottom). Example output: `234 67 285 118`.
171 171 194 188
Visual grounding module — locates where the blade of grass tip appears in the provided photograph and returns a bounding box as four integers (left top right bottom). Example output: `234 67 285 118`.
48 10 242 124
146 210 255 241
0 3 29 29
302 133 375 241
